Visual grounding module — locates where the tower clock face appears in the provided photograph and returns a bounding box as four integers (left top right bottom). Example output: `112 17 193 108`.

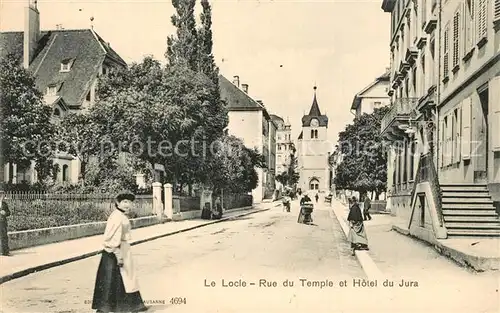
310 118 319 127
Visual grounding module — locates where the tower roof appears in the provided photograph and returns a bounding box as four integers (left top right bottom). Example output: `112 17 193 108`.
301 86 328 127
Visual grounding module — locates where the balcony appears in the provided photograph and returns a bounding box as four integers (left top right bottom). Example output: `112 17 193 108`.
381 97 420 138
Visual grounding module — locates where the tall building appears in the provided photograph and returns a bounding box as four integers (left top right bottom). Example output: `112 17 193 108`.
270 115 294 176
381 0 500 239
297 87 330 193
351 70 391 117
219 75 277 203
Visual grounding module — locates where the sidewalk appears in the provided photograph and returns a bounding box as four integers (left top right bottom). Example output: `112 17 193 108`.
0 202 280 284
331 199 500 272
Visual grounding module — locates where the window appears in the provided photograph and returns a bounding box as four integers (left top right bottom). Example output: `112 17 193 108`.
311 130 314 139
47 85 58 96
495 0 500 25
62 165 69 182
430 37 436 86
443 23 450 79
60 58 73 72
422 0 427 26
465 0 475 52
461 97 472 159
53 108 61 117
477 0 487 42
452 9 461 69
412 67 417 95
420 53 426 92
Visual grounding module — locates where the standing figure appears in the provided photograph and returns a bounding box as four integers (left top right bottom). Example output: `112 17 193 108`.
0 189 11 256
363 195 372 221
347 196 369 256
212 195 223 219
91 190 148 313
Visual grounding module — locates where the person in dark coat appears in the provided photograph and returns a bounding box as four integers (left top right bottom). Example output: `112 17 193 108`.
363 195 372 221
91 190 148 313
0 189 11 256
347 196 369 256
211 196 223 219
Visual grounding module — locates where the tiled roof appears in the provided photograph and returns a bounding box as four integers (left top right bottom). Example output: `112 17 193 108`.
219 74 263 110
0 29 127 108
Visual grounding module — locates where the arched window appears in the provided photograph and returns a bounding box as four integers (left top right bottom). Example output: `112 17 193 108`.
309 178 320 190
314 130 318 138
54 108 61 117
62 164 69 182
311 130 314 138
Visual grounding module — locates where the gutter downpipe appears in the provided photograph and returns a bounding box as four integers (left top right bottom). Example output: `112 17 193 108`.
435 0 442 174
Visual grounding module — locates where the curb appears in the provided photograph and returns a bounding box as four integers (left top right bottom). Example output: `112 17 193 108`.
392 224 500 271
0 207 272 285
329 204 384 280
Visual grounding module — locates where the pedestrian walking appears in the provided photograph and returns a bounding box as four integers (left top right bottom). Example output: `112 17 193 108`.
0 188 11 256
91 190 148 313
347 196 369 256
363 195 372 221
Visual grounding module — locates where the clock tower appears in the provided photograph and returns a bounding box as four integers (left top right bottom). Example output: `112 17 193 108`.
297 86 330 193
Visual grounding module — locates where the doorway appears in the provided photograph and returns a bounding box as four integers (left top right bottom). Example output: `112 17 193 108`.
475 89 489 183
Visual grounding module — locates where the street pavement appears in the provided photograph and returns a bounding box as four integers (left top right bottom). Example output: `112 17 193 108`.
1 200 499 313
1 201 364 313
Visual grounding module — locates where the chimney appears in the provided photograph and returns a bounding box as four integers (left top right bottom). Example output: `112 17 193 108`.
24 1 40 69
242 83 248 93
233 75 240 87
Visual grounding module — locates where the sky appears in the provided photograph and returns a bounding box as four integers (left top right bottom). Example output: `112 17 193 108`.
0 0 390 147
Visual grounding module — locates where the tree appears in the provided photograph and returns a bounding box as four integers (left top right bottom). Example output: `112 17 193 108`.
334 106 390 199
208 135 266 194
58 112 101 183
0 53 57 183
166 0 199 71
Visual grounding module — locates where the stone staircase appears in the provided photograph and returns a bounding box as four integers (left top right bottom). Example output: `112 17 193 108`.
441 184 500 236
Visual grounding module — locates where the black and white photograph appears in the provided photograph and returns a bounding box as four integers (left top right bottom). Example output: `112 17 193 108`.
0 0 499 312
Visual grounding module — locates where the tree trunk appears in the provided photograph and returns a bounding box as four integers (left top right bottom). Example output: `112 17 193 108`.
375 192 380 200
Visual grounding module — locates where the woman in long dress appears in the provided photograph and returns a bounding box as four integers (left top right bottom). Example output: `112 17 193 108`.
91 190 148 313
347 196 369 256
0 189 11 256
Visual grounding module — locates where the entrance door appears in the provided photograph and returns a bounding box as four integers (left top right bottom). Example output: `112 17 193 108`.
475 89 489 183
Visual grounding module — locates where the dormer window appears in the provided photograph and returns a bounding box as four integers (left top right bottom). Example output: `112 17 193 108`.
47 85 58 96
60 58 74 72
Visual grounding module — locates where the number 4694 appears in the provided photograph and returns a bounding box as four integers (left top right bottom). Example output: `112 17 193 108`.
170 297 187 305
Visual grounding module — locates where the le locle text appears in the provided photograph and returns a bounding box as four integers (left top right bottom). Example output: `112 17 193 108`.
204 278 419 289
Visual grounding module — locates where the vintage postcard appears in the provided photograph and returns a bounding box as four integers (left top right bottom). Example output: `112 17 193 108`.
0 0 499 312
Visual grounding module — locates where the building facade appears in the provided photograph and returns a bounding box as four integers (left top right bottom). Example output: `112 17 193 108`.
0 1 128 185
381 0 500 240
219 75 277 203
297 87 330 193
351 70 391 117
270 115 294 176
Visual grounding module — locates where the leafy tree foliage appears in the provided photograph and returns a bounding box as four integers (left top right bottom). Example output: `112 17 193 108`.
334 106 390 198
276 148 299 188
0 53 57 183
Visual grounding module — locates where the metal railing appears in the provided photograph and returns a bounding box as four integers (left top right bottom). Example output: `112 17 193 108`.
381 97 420 133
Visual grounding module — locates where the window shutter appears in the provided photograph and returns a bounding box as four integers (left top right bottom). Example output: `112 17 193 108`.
438 119 446 167
461 98 472 160
443 25 450 76
495 0 500 23
489 77 500 151
478 0 487 39
453 10 460 67
446 115 453 165
455 107 462 163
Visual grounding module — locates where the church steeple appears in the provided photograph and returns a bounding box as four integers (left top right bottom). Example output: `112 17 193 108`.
308 86 322 116
301 85 328 127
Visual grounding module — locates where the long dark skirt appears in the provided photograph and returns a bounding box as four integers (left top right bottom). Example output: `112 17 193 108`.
91 251 147 313
0 220 9 255
348 221 369 250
